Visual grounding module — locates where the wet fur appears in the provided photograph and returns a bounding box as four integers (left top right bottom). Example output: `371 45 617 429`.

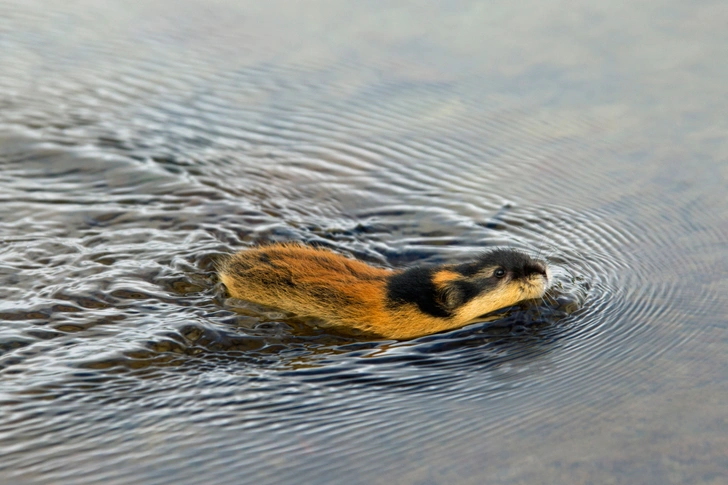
218 243 548 340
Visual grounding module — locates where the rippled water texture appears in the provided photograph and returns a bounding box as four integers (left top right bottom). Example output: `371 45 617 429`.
1 1 728 484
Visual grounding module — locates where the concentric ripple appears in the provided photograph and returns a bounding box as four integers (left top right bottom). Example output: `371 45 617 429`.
1 1 728 484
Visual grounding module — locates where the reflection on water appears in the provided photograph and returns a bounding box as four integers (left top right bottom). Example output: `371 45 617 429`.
1 0 727 484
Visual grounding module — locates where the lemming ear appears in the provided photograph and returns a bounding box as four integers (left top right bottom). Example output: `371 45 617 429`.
437 282 464 311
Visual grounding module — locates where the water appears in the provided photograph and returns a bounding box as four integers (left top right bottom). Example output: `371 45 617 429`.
1 1 727 484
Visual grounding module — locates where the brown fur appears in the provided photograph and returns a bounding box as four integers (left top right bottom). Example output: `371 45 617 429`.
218 243 548 340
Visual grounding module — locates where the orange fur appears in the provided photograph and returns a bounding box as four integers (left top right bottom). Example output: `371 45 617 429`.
218 243 547 340
431 270 460 288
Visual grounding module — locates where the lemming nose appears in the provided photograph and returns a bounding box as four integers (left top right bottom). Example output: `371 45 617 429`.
526 262 547 277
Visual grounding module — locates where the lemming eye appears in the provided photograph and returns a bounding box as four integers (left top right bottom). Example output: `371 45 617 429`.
494 268 506 278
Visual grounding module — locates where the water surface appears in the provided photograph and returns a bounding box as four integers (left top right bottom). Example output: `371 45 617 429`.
1 1 727 484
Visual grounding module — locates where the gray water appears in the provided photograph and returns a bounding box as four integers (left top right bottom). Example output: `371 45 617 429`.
1 1 727 484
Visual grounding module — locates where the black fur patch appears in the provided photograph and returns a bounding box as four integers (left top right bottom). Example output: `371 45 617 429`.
385 266 451 318
450 280 481 306
454 249 545 280
385 249 546 319
452 260 484 277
